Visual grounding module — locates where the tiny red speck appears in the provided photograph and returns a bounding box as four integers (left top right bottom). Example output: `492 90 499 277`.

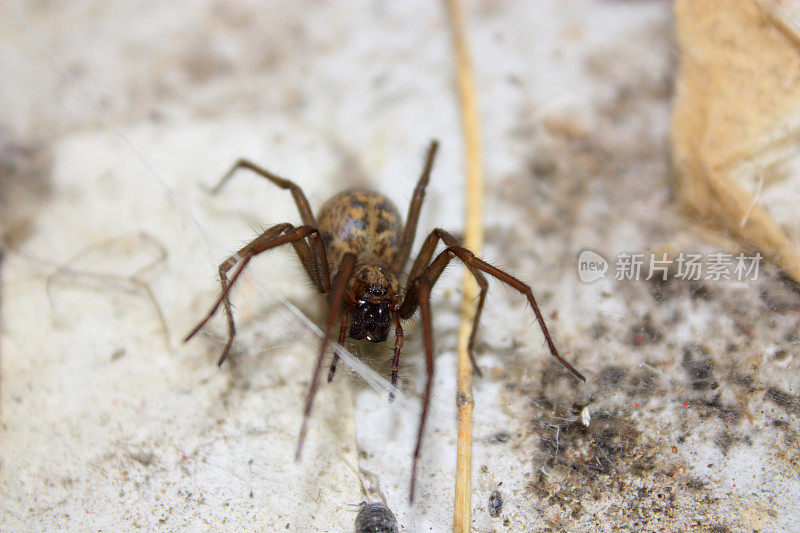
634 403 640 407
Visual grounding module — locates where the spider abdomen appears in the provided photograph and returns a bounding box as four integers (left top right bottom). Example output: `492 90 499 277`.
317 189 402 272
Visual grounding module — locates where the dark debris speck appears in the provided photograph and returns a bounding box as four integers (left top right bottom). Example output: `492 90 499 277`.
681 345 718 391
629 314 663 346
489 489 503 517
765 387 800 414
598 366 627 386
488 431 511 444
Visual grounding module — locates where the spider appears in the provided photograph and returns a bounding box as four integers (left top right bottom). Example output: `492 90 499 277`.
184 140 585 502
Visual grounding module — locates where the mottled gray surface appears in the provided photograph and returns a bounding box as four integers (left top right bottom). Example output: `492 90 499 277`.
1 1 798 531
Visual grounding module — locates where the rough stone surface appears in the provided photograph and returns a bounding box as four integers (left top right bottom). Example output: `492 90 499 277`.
1 1 798 531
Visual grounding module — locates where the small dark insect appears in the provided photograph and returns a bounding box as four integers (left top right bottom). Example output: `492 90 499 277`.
184 140 584 502
489 489 503 517
354 502 398 533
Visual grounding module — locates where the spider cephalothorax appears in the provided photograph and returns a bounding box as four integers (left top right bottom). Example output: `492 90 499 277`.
345 258 399 343
185 140 584 502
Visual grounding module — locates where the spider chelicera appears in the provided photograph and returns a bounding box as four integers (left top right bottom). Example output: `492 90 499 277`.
184 140 584 501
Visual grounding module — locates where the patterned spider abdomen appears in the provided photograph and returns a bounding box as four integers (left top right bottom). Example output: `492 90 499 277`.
317 190 402 273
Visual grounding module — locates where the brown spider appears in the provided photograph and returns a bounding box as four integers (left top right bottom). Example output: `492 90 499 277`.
184 140 584 502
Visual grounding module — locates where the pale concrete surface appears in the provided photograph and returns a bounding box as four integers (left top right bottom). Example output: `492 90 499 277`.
1 1 799 531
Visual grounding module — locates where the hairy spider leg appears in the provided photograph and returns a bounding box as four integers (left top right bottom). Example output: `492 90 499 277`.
295 252 357 462
209 159 330 294
388 311 404 400
395 140 439 276
397 239 586 503
399 275 434 504
326 314 349 383
183 223 327 366
406 228 488 377
401 243 585 381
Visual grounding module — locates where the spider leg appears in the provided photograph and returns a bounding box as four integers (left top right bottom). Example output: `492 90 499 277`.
290 231 331 294
326 314 349 383
395 140 439 275
296 252 357 462
208 160 330 293
405 276 434 503
404 228 488 376
389 311 404 401
184 223 325 366
401 244 585 382
210 159 317 226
